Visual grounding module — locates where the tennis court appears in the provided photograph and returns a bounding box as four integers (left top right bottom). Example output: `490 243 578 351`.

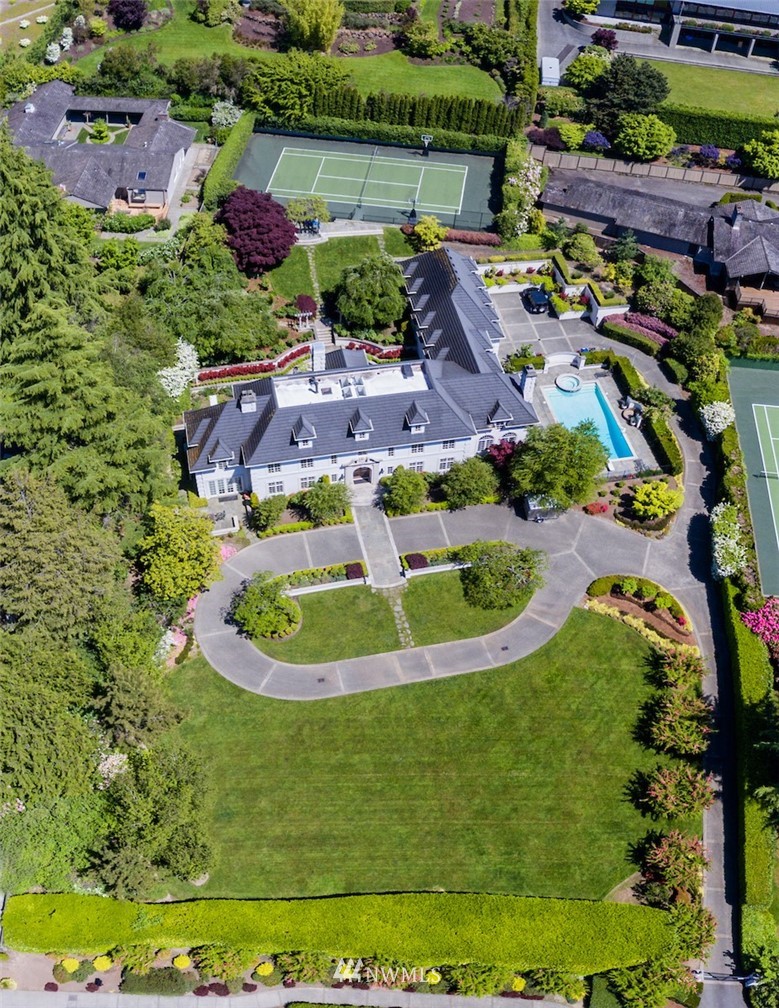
235 132 498 228
729 361 779 595
267 146 468 215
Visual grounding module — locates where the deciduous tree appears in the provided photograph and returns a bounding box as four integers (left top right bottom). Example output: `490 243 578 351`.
335 254 405 327
382 466 428 515
442 457 499 509
242 51 349 122
632 481 684 521
107 0 147 30
286 194 331 224
284 0 344 51
457 540 546 609
138 504 221 605
615 113 676 162
510 421 608 509
300 479 350 525
216 187 297 276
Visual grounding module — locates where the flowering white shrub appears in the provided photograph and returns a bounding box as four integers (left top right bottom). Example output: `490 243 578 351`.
700 401 735 440
19 19 30 27
157 339 200 398
60 26 73 49
19 37 32 46
0 798 26 818
501 156 543 237
710 501 747 579
97 752 128 789
154 627 177 663
211 100 242 129
44 40 60 60
36 14 49 22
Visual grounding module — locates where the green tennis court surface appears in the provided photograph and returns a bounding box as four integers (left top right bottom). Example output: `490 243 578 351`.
729 361 779 596
267 146 468 214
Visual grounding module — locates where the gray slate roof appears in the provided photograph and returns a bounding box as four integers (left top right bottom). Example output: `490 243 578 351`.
711 202 779 279
543 173 711 246
185 250 539 475
3 80 195 208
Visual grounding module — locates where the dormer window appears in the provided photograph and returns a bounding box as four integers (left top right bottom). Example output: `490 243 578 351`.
404 401 429 433
350 408 373 442
292 413 316 448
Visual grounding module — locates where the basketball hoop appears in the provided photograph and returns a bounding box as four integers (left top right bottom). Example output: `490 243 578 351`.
421 133 433 157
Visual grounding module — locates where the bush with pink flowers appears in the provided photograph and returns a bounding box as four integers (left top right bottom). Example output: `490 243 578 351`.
741 597 779 649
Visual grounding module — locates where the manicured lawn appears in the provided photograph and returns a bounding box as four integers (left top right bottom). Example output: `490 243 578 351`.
383 226 416 258
170 609 669 900
258 585 399 663
313 234 381 293
651 60 779 118
347 50 502 100
403 570 530 646
73 5 500 102
266 245 316 302
418 0 441 20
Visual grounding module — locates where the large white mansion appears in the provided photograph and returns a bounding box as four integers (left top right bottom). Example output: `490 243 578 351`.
184 248 540 500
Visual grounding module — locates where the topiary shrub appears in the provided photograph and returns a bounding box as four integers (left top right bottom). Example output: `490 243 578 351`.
172 954 192 970
93 955 113 971
61 958 80 974
405 553 429 570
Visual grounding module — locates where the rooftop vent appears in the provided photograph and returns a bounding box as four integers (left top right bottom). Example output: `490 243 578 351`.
23 103 36 114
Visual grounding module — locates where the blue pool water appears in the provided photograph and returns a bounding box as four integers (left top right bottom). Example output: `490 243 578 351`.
543 382 634 461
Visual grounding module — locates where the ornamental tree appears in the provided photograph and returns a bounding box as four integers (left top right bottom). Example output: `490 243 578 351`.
710 502 747 580
632 481 684 520
215 187 297 276
611 228 639 262
642 764 715 818
457 540 546 609
510 420 609 509
382 466 428 515
587 54 670 132
743 129 779 179
138 504 221 604
564 0 598 15
641 830 709 898
232 571 301 639
284 0 344 52
616 114 676 161
648 689 713 757
107 0 148 30
564 231 602 267
591 27 618 51
285 194 331 224
299 479 350 525
442 457 499 510
335 254 406 328
564 51 608 91
412 215 447 251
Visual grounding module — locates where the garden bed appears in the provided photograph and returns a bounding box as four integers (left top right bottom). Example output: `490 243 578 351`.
585 574 692 644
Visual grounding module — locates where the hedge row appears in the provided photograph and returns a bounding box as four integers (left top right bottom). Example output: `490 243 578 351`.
656 103 778 150
201 111 256 211
608 355 684 476
601 320 661 358
343 0 396 9
505 0 539 117
5 893 675 973
260 118 505 155
304 85 520 138
721 580 775 910
25 0 75 63
170 103 213 123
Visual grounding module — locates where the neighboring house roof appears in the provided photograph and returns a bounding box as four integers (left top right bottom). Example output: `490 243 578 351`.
542 173 711 246
184 250 540 476
544 170 779 282
3 80 196 209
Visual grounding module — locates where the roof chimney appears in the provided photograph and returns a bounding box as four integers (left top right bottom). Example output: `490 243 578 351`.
732 204 742 231
239 388 257 413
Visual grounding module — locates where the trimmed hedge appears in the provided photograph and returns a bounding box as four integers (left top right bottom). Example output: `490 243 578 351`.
721 580 775 910
608 355 684 476
656 103 778 151
259 118 504 155
662 357 688 387
170 103 213 122
601 320 661 358
201 112 256 211
5 893 675 973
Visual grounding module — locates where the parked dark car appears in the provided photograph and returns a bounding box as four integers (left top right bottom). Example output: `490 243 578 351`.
522 286 550 314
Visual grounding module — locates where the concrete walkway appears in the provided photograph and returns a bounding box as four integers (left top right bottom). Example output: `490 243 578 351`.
353 503 404 588
0 986 564 1008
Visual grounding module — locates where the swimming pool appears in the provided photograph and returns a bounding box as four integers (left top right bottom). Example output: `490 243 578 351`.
543 381 634 462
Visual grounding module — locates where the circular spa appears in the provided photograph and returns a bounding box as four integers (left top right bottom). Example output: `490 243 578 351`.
555 373 582 393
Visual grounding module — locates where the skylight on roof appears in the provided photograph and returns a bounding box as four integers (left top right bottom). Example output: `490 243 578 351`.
137 170 147 181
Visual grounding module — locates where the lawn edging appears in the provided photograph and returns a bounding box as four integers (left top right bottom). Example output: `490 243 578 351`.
4 892 676 974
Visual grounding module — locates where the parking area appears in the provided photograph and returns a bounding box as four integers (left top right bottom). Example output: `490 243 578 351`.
491 290 596 360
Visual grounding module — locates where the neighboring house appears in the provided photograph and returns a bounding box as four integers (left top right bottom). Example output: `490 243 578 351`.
184 248 539 500
4 79 196 213
543 171 779 313
594 0 779 60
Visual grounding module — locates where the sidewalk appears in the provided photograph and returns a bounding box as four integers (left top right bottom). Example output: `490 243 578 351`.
352 503 404 588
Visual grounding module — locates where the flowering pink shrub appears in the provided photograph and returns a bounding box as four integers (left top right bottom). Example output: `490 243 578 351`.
198 345 311 382
602 314 675 347
624 313 679 340
741 598 779 646
444 228 501 246
220 543 238 562
345 342 402 360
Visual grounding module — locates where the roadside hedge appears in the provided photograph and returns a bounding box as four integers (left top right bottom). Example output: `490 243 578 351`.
5 893 675 973
656 103 779 151
721 580 775 910
259 118 504 155
201 112 256 211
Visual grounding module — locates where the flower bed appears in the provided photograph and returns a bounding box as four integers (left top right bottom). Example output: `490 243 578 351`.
401 547 459 571
583 598 697 655
585 574 692 642
284 561 366 589
198 345 311 382
345 341 402 360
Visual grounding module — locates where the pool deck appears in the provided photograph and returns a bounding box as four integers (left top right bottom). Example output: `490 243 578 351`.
535 363 659 474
